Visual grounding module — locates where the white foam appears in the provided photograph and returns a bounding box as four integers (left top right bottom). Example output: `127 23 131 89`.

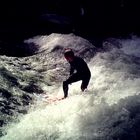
1 34 140 140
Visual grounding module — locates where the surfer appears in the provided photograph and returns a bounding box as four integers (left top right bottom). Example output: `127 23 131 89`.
63 48 91 98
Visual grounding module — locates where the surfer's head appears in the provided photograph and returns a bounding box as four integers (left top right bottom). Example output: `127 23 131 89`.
64 48 74 62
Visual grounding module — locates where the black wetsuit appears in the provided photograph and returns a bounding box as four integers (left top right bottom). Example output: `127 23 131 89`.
63 56 91 98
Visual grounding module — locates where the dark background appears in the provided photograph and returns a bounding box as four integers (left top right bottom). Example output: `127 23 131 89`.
0 0 140 56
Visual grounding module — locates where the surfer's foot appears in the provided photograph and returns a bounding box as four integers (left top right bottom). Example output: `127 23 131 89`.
64 92 68 98
64 96 67 99
81 88 86 92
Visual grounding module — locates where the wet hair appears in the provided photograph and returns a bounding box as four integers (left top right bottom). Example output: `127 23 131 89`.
64 48 74 58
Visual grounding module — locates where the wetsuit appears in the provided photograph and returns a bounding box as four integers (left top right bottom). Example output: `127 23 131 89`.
63 56 91 98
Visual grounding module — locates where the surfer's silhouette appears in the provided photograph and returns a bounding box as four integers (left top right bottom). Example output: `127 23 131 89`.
63 48 91 98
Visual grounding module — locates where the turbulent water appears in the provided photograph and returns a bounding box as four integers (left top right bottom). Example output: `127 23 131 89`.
0 33 140 140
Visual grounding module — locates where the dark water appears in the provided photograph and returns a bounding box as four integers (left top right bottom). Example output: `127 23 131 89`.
1 0 140 57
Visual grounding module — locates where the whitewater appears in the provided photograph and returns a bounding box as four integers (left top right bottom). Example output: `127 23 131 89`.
0 33 140 140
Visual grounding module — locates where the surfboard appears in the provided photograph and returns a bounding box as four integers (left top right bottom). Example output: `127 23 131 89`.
34 94 64 104
44 94 65 104
34 93 64 104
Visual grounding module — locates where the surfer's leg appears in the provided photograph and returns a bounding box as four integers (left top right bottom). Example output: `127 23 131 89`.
81 74 91 91
63 81 69 98
63 73 81 98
